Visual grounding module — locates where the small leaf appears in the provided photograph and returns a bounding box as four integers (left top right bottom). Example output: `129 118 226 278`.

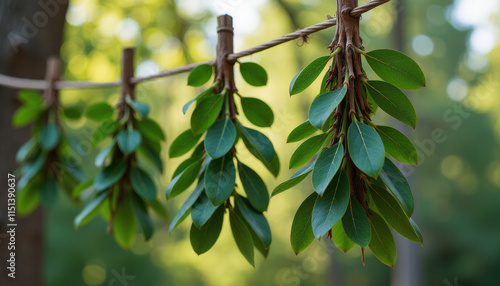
16 137 38 163
290 56 331 95
229 210 255 266
91 119 119 147
63 104 84 120
365 80 417 128
17 180 40 215
347 121 385 177
342 196 371 247
188 64 213 87
128 98 150 117
375 125 418 165
291 193 317 254
72 178 94 198
331 220 355 253
74 190 109 228
239 62 268 86
238 123 280 177
272 160 314 197
312 142 344 195
86 102 114 121
130 166 157 202
240 97 274 127
308 86 347 129
169 129 203 158
364 49 426 90
205 117 236 158
287 120 317 143
131 193 154 241
190 205 224 255
368 212 397 267
191 94 224 134
138 142 163 172
136 118 165 142
18 90 43 105
379 158 414 216
113 194 136 249
40 176 59 207
95 140 115 167
191 192 218 227
204 154 236 206
39 123 60 151
237 163 269 212
235 196 272 247
289 133 329 169
183 88 214 114
169 181 204 233
166 158 203 199
21 152 47 182
117 129 142 154
94 160 127 191
312 170 350 239
13 105 43 127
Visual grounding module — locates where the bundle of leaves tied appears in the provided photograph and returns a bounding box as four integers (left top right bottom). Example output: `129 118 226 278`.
168 61 276 266
73 95 167 248
274 6 425 266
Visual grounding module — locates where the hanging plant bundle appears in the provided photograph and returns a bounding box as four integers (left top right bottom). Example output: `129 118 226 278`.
275 0 425 266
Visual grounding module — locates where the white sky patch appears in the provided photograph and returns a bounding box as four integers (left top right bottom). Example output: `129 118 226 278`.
447 78 468 101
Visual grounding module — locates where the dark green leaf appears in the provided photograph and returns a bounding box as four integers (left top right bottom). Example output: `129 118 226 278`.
289 133 329 169
235 196 272 246
138 143 163 172
39 123 60 151
410 218 423 243
117 129 142 154
239 62 268 86
191 94 224 134
63 104 84 120
364 49 425 90
240 97 274 127
166 158 203 199
173 157 200 178
91 119 119 147
312 142 344 195
183 88 214 114
365 80 417 128
136 118 165 142
169 181 204 233
190 206 224 254
308 86 347 129
191 192 218 227
290 193 317 254
347 121 385 177
169 129 203 158
205 117 236 158
86 102 114 121
130 166 157 202
40 176 59 207
22 152 47 182
113 194 136 248
331 220 355 253
204 154 236 206
131 193 154 241
368 212 396 267
95 140 115 167
290 56 331 95
312 170 350 239
16 137 37 163
238 123 274 162
342 196 371 247
74 190 109 228
229 210 255 266
375 125 418 165
379 158 414 216
128 98 150 117
272 160 314 197
287 120 317 143
12 104 43 127
237 163 269 212
188 64 213 87
94 160 127 191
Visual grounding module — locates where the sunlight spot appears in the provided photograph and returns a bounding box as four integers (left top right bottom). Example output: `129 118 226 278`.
66 4 87 26
412 35 434 56
116 18 141 42
447 78 468 101
441 155 464 179
82 264 106 286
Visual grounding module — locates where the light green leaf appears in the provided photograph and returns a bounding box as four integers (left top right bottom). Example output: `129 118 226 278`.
239 62 268 86
229 210 255 266
74 190 109 228
290 193 317 254
86 102 114 121
169 129 203 158
128 98 150 117
113 194 136 249
95 140 115 167
18 90 43 105
289 133 329 169
131 193 154 241
342 196 371 247
204 154 236 206
21 152 47 182
235 196 272 247
331 220 355 253
169 181 204 233
205 117 236 158
308 86 347 129
190 205 224 255
39 123 60 151
287 120 317 143
188 64 213 87
347 121 385 177
272 160 314 197
12 104 43 127
72 178 94 198
191 192 218 228
290 56 331 95
136 118 165 142
166 158 203 199
16 137 38 163
312 142 344 195
379 158 414 216
94 160 127 191
191 94 224 134
375 125 418 165
183 88 214 114
368 212 397 267
237 163 269 212
130 166 157 202
17 179 40 216
117 129 142 154
240 97 274 127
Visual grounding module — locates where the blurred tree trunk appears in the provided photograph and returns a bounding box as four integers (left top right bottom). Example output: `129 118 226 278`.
0 1 68 285
391 0 422 285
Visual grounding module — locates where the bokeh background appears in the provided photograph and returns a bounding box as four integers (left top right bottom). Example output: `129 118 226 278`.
10 0 500 285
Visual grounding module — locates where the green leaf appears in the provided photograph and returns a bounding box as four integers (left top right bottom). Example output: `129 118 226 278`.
331 220 355 253
21 153 46 185
237 163 269 212
312 170 350 239
347 121 385 177
166 158 203 199
205 117 236 158
18 90 43 105
138 143 163 172
289 133 329 169
190 205 224 255
39 123 60 151
117 129 142 154
379 158 414 216
63 104 84 120
375 125 418 165
94 160 127 191
169 181 204 233
312 142 344 195
191 94 224 134
188 64 213 87
95 140 115 167
290 56 331 95
136 118 165 142
410 218 423 243
131 193 154 241
113 194 136 249
86 102 114 121
342 196 371 247
290 193 317 254
235 196 272 247
16 137 38 163
72 178 94 198
368 212 397 267
287 120 317 143
238 123 280 177
130 166 157 202
272 160 314 197
91 119 119 147
183 88 214 114
17 179 40 215
368 183 421 243
308 86 347 129
364 49 426 90
229 210 255 266
365 80 417 128
239 62 268 86
204 154 236 206
172 157 199 178
12 104 43 127
128 98 150 117
240 97 274 127
169 129 203 158
40 176 59 207
74 190 109 228
191 192 218 227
